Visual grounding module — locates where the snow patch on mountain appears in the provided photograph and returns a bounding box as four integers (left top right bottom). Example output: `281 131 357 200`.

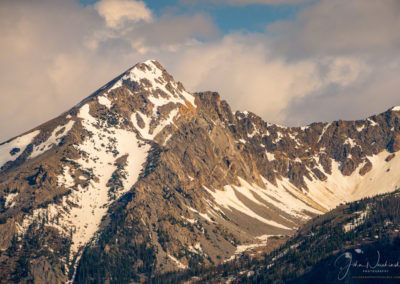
100 60 196 141
132 109 179 140
367 118 378 126
188 243 205 256
4 192 18 208
188 206 215 223
260 177 322 217
227 243 263 262
318 123 330 143
60 103 149 254
30 120 75 158
344 137 356 147
17 103 149 263
203 149 400 234
0 130 40 168
98 95 112 108
167 254 188 270
131 111 164 140
266 151 275 161
57 166 75 188
356 125 365 132
108 60 196 108
205 175 322 230
181 215 196 224
204 182 293 230
343 210 368 232
226 235 272 262
305 150 400 210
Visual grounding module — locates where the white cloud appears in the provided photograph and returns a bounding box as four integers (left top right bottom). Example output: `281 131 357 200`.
318 57 370 87
166 34 370 124
301 0 400 52
262 0 400 125
168 35 317 122
269 0 400 55
95 0 152 28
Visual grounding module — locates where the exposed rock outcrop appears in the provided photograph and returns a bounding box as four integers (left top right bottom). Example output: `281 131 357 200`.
1 60 400 283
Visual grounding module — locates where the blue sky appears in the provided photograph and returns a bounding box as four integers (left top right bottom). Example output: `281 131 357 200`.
79 0 304 34
148 1 304 34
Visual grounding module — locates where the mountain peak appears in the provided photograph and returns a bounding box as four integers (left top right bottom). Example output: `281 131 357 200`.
101 59 195 108
2 60 400 283
127 59 164 80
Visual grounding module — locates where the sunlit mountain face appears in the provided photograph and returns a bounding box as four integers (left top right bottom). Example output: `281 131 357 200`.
1 60 400 283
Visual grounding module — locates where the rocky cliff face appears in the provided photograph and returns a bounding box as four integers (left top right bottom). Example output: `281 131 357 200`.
0 60 400 283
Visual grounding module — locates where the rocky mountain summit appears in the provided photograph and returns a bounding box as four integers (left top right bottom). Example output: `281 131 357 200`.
1 60 400 283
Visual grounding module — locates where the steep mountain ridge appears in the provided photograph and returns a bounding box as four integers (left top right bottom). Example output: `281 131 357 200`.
0 60 400 283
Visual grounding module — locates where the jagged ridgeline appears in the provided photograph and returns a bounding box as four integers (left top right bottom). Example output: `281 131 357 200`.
1 60 400 283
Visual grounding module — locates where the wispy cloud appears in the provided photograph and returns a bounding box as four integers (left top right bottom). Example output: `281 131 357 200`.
95 0 152 28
